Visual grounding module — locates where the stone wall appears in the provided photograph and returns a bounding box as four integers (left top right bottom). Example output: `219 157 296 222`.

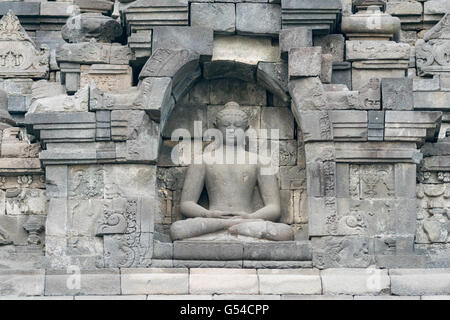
0 0 448 297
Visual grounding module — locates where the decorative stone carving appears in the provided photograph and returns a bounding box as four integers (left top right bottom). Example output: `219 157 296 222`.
416 14 450 76
169 102 294 242
0 11 49 78
341 5 401 40
62 13 122 43
23 216 44 245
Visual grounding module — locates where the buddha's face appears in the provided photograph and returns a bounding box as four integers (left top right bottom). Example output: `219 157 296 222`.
215 114 248 146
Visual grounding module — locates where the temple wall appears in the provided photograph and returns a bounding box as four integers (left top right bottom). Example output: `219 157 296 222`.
0 0 449 298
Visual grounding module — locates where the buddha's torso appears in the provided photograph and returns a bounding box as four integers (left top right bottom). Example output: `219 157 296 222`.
204 162 258 213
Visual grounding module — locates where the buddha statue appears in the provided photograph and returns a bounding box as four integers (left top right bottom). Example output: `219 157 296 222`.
170 101 294 241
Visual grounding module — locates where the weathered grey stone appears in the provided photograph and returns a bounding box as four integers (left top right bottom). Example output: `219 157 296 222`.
312 236 373 268
45 269 120 296
328 110 368 140
257 62 289 103
321 268 390 296
203 60 256 82
243 260 313 269
210 78 266 105
258 269 321 295
121 268 189 295
279 27 312 59
332 62 352 90
320 54 333 84
282 295 353 300
0 3 40 16
0 270 45 296
152 26 213 59
261 107 294 140
281 0 342 34
189 268 259 295
173 241 243 261
62 13 122 43
368 110 385 141
279 166 306 190
381 78 414 110
324 86 360 110
212 35 280 66
236 3 281 37
173 260 243 269
390 269 450 296
243 241 311 261
191 3 235 34
123 0 188 33
384 111 442 143
289 77 327 114
359 78 381 110
314 34 345 63
346 40 410 61
0 11 49 79
162 103 206 139
139 49 199 82
289 47 322 79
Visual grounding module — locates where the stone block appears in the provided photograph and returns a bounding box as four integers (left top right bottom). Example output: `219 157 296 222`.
121 268 189 295
62 13 122 43
203 60 256 82
173 241 244 260
236 3 281 37
80 65 132 92
261 107 294 140
139 48 200 83
243 241 311 261
258 269 321 295
152 26 213 59
288 47 322 78
173 260 243 269
257 62 289 103
414 91 450 111
0 2 40 16
312 236 373 268
0 270 45 296
191 3 235 34
320 54 333 84
346 40 410 61
289 78 327 114
279 166 306 190
368 110 384 141
390 269 450 296
243 260 312 269
280 189 308 224
162 103 207 139
321 268 390 296
212 35 280 66
282 295 353 300
209 78 267 106
189 269 259 295
75 295 147 300
332 62 352 90
279 27 312 59
313 34 345 63
45 269 120 296
381 78 414 111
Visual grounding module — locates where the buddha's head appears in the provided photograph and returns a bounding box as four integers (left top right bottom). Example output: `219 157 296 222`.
215 101 249 146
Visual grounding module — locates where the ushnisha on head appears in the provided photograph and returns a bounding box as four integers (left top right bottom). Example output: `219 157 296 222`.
215 101 249 130
214 101 249 146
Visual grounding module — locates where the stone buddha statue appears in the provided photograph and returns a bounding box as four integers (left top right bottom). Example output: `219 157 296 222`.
170 101 294 242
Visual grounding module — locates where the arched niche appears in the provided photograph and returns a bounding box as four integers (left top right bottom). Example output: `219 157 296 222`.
151 59 308 242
